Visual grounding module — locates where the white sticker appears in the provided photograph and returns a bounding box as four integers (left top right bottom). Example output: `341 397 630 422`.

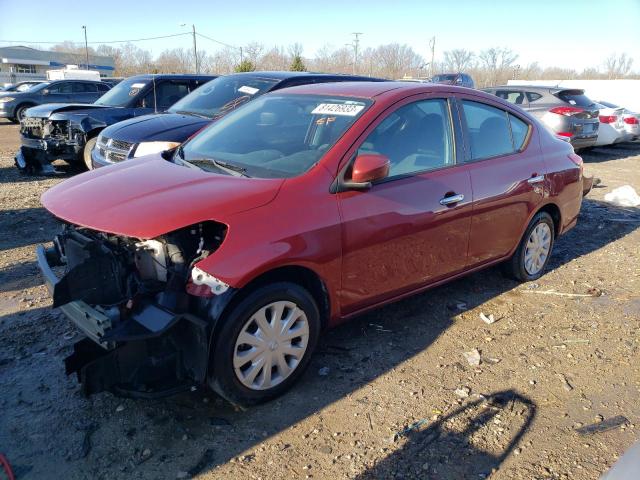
238 85 259 95
131 83 147 88
311 103 365 116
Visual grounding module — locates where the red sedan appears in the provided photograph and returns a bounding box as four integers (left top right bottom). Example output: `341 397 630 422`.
37 82 585 406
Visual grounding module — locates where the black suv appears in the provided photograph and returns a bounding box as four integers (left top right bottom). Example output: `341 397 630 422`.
91 71 385 169
15 74 215 174
0 80 110 123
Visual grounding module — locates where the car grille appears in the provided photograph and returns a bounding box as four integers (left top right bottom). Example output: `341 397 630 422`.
97 136 134 163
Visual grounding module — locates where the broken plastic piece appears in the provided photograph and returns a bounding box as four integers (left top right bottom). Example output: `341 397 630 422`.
190 266 229 295
604 185 640 207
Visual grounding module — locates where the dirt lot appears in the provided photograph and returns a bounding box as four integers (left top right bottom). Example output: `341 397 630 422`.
0 119 639 480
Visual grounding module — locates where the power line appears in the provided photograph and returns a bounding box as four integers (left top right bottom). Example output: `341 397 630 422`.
195 32 240 51
0 32 191 45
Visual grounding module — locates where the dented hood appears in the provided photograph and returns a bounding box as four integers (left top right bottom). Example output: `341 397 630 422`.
41 156 284 238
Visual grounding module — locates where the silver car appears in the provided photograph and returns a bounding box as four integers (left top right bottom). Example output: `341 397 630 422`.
482 86 599 150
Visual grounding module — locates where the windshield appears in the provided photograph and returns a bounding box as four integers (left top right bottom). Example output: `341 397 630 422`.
168 75 279 118
95 77 149 107
178 94 371 179
26 82 51 93
16 82 38 92
556 90 595 108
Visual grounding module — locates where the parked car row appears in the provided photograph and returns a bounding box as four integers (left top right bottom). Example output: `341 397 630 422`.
482 85 639 149
33 78 590 405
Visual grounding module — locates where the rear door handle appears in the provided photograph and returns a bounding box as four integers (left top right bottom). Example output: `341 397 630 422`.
439 193 465 206
527 175 545 185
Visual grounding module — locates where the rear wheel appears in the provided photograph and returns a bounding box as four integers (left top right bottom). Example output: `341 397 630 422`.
83 137 98 170
504 211 555 282
209 282 320 407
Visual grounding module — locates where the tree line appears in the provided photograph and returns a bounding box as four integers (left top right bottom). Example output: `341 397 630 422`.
45 41 637 86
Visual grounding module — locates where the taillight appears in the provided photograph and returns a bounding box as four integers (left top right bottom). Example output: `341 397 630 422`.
624 116 639 125
599 115 617 124
556 131 573 137
550 106 584 116
568 153 583 166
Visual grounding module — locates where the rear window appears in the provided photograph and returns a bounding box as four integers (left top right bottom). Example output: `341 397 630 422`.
555 90 594 108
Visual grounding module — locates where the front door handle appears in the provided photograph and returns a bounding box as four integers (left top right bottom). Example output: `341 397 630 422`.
439 193 465 206
527 174 545 185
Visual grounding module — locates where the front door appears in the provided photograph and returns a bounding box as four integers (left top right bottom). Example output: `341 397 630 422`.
338 97 472 314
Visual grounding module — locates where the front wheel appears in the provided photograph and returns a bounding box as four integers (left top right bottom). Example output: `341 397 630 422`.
209 282 320 407
504 211 555 282
83 136 98 170
15 104 32 123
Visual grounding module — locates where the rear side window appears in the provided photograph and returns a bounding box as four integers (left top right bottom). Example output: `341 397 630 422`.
143 81 191 110
526 92 542 102
495 90 527 105
97 83 110 92
555 90 594 107
462 100 529 160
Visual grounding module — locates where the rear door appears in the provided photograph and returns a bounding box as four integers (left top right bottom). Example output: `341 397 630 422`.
338 95 472 314
457 95 546 266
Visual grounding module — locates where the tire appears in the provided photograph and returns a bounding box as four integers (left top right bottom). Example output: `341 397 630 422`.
83 136 98 170
15 104 33 123
504 211 555 282
209 282 321 407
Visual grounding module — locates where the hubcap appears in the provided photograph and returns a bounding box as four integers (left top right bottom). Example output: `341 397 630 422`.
233 300 309 391
524 223 551 275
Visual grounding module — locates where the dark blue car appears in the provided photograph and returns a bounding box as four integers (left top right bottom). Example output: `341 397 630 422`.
91 71 385 169
16 74 215 174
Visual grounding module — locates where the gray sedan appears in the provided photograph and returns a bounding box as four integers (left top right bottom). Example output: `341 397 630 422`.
0 79 110 123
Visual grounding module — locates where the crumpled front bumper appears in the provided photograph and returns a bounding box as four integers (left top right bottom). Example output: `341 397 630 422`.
36 241 212 397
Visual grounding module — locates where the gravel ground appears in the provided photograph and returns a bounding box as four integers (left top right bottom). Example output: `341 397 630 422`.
0 119 639 480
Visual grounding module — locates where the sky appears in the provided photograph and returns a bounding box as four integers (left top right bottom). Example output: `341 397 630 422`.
1 0 639 71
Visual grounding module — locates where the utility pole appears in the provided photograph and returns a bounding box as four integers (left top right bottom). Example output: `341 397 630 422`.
429 36 436 77
351 32 363 74
82 26 89 70
191 24 198 73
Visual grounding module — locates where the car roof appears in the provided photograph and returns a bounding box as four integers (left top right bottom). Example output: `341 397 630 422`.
126 74 216 81
273 81 474 99
221 71 383 81
489 85 583 94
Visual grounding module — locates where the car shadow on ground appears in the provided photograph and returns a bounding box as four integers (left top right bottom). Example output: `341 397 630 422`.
580 141 640 164
0 207 59 251
0 198 637 477
0 163 79 184
355 390 536 479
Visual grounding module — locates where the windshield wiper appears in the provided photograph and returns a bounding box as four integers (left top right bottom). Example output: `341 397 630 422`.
174 110 210 119
185 158 250 178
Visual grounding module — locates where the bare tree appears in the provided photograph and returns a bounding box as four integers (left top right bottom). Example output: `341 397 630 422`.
372 43 424 79
442 49 475 72
476 47 518 86
604 53 634 79
260 46 289 71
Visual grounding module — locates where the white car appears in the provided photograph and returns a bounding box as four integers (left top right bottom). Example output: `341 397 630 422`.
598 100 639 141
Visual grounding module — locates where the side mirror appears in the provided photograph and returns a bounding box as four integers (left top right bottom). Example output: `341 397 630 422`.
342 153 390 190
42 89 49 95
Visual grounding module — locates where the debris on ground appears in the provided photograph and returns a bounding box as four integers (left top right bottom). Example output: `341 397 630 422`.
604 185 640 207
463 349 481 366
479 312 496 324
318 366 330 376
557 373 574 392
455 386 471 398
521 289 598 298
575 416 630 435
393 418 430 441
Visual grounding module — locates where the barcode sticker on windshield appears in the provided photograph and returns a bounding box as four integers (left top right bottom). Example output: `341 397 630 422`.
131 83 147 88
312 103 365 116
238 85 259 95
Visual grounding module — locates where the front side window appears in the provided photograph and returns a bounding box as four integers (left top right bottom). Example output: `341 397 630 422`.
49 82 72 94
143 81 191 110
462 100 530 160
178 94 370 179
358 99 454 177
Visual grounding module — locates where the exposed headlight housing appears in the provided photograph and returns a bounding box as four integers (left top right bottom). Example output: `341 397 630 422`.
133 141 181 158
0 97 15 103
186 266 229 297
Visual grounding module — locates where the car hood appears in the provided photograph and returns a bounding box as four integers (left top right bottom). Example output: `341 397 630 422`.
104 112 211 143
41 156 284 238
25 103 112 118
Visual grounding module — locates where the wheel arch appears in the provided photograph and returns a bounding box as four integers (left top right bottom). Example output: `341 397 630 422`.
537 202 562 237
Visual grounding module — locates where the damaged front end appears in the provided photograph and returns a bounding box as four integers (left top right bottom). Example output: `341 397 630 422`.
37 221 234 397
16 117 84 175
